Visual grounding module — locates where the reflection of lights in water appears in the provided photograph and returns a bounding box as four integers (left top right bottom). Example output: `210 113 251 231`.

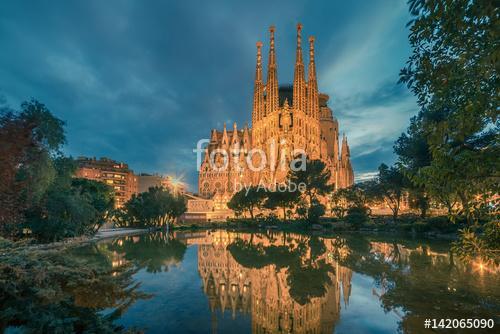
112 259 124 267
471 258 499 274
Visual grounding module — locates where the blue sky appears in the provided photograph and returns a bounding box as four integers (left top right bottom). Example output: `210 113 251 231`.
0 0 417 190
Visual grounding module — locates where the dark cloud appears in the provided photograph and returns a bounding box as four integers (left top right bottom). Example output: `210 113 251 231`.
0 0 416 188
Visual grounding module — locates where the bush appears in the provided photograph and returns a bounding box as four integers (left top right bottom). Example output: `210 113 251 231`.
345 206 370 230
262 213 281 225
426 216 460 233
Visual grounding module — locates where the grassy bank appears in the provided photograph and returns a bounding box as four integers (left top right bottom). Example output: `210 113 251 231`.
0 236 147 333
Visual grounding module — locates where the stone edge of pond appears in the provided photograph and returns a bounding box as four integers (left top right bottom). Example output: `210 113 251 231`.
1 228 150 253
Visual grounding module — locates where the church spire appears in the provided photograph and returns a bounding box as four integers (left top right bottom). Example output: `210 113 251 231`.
293 23 306 113
252 41 264 125
266 26 279 117
231 122 239 148
341 133 350 161
222 123 228 150
307 36 319 119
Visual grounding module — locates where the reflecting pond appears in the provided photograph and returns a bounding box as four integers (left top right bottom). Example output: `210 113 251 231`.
6 230 500 333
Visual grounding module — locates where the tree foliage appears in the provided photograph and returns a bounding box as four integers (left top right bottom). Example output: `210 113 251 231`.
0 99 116 241
289 159 333 203
24 158 115 242
264 187 300 220
399 0 499 224
375 164 409 220
289 158 333 222
395 0 499 262
227 186 267 219
120 186 186 227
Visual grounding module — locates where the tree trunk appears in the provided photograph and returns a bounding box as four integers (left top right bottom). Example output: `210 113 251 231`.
420 206 427 219
392 206 399 221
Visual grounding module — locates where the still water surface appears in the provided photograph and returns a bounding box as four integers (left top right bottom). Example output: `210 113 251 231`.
77 230 499 333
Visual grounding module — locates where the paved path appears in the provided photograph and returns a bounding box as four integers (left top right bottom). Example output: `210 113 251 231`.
95 228 149 240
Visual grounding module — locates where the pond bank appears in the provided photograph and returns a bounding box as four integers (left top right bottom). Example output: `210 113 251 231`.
174 216 463 240
0 228 149 253
95 227 149 240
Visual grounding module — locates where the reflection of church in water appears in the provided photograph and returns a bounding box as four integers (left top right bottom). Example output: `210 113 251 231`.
180 231 353 333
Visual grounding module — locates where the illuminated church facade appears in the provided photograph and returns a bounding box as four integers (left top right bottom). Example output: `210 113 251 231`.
198 24 354 199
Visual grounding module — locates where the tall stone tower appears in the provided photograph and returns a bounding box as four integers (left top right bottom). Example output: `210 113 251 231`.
199 24 354 199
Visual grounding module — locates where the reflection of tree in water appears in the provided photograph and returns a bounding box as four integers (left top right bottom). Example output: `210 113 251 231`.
108 232 187 273
0 242 149 333
196 231 352 334
228 235 334 305
340 235 500 332
287 260 333 305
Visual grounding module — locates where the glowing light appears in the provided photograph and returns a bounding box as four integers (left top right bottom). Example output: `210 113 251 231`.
167 173 186 194
471 258 499 275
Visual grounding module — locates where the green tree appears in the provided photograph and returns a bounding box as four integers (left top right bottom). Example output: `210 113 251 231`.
24 157 114 242
123 186 186 228
306 198 326 224
345 206 370 230
0 110 33 235
394 116 432 217
264 187 299 220
288 158 333 222
400 0 498 224
227 186 266 219
452 221 500 266
16 100 66 207
330 188 350 218
0 99 68 239
375 164 408 221
289 159 333 204
71 177 115 232
227 190 246 217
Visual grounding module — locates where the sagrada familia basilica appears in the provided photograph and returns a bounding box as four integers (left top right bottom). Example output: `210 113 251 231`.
198 24 354 199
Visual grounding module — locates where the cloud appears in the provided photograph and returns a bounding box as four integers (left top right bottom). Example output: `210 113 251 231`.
0 0 416 190
355 171 378 183
336 82 417 158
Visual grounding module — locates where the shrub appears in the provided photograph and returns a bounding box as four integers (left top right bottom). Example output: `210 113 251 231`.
345 206 370 230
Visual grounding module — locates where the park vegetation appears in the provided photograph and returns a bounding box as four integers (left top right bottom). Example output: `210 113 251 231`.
111 186 187 229
397 0 498 265
0 99 187 242
0 100 115 242
0 231 188 332
227 158 333 224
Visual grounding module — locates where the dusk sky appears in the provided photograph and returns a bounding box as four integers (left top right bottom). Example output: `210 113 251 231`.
0 0 417 190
